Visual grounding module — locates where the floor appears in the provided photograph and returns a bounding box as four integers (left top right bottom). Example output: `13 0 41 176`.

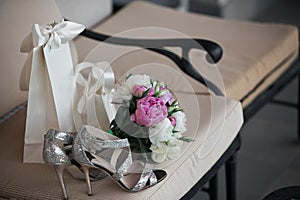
191 0 300 199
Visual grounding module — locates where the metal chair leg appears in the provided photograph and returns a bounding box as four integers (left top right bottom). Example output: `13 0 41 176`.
225 152 237 200
298 75 300 143
209 173 218 200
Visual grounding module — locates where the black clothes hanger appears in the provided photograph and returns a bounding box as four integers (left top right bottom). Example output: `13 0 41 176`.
80 29 224 96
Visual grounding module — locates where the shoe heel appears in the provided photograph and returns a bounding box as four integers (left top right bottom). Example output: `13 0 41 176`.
54 164 69 200
81 165 93 196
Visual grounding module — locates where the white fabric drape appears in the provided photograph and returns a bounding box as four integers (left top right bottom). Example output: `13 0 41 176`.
21 20 85 163
73 61 116 131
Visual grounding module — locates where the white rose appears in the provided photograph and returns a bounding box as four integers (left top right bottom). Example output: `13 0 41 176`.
172 111 187 135
119 74 151 95
150 138 183 163
111 89 131 103
149 118 173 145
113 74 152 102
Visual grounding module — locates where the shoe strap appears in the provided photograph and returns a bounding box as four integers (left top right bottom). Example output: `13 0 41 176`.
89 139 130 154
80 127 130 154
112 148 132 180
131 163 157 192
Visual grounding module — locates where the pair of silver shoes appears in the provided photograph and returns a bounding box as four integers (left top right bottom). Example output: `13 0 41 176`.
43 125 167 200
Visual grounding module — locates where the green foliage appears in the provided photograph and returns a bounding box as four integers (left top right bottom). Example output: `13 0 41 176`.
110 107 151 156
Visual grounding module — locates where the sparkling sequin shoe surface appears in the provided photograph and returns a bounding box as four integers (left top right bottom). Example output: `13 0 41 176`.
72 125 167 195
43 129 75 200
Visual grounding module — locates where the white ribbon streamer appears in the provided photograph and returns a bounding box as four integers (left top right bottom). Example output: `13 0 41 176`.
22 20 85 163
73 62 116 131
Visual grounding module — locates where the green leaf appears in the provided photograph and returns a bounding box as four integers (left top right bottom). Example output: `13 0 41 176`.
125 74 132 80
171 100 179 107
114 106 149 138
141 88 151 98
155 82 160 93
129 98 137 114
178 137 194 143
168 107 183 116
155 90 167 97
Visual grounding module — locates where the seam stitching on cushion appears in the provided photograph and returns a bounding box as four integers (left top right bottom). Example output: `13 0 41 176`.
241 50 298 103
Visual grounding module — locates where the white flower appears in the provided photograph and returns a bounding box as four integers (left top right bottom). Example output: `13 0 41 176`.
149 118 173 145
149 118 184 163
150 143 168 163
166 139 183 160
150 139 183 163
118 75 151 96
111 89 131 102
114 74 152 102
172 111 187 136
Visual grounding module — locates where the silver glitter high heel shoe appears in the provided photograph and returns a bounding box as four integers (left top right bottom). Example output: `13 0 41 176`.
43 129 75 200
72 125 167 195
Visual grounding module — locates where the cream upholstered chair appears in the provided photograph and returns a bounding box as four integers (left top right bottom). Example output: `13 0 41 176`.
0 1 298 200
0 1 60 118
0 1 243 200
73 1 298 199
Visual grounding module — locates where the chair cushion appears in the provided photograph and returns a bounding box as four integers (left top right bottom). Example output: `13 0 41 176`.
74 1 299 107
0 94 243 199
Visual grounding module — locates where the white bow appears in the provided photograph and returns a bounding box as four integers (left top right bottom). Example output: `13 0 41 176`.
20 20 85 91
33 19 85 49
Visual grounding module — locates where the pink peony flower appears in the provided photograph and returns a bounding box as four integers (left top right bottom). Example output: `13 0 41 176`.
168 116 176 127
130 113 136 121
160 90 174 105
134 96 168 127
147 87 155 96
132 85 147 97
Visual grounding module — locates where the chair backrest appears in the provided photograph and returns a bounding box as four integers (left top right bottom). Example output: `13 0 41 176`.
55 0 112 29
0 0 113 118
0 0 62 117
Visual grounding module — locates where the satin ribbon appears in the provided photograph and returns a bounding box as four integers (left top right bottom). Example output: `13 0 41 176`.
21 20 84 163
33 19 85 49
73 62 116 131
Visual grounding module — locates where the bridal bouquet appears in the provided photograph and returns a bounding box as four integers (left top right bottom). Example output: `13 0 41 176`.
110 74 192 163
